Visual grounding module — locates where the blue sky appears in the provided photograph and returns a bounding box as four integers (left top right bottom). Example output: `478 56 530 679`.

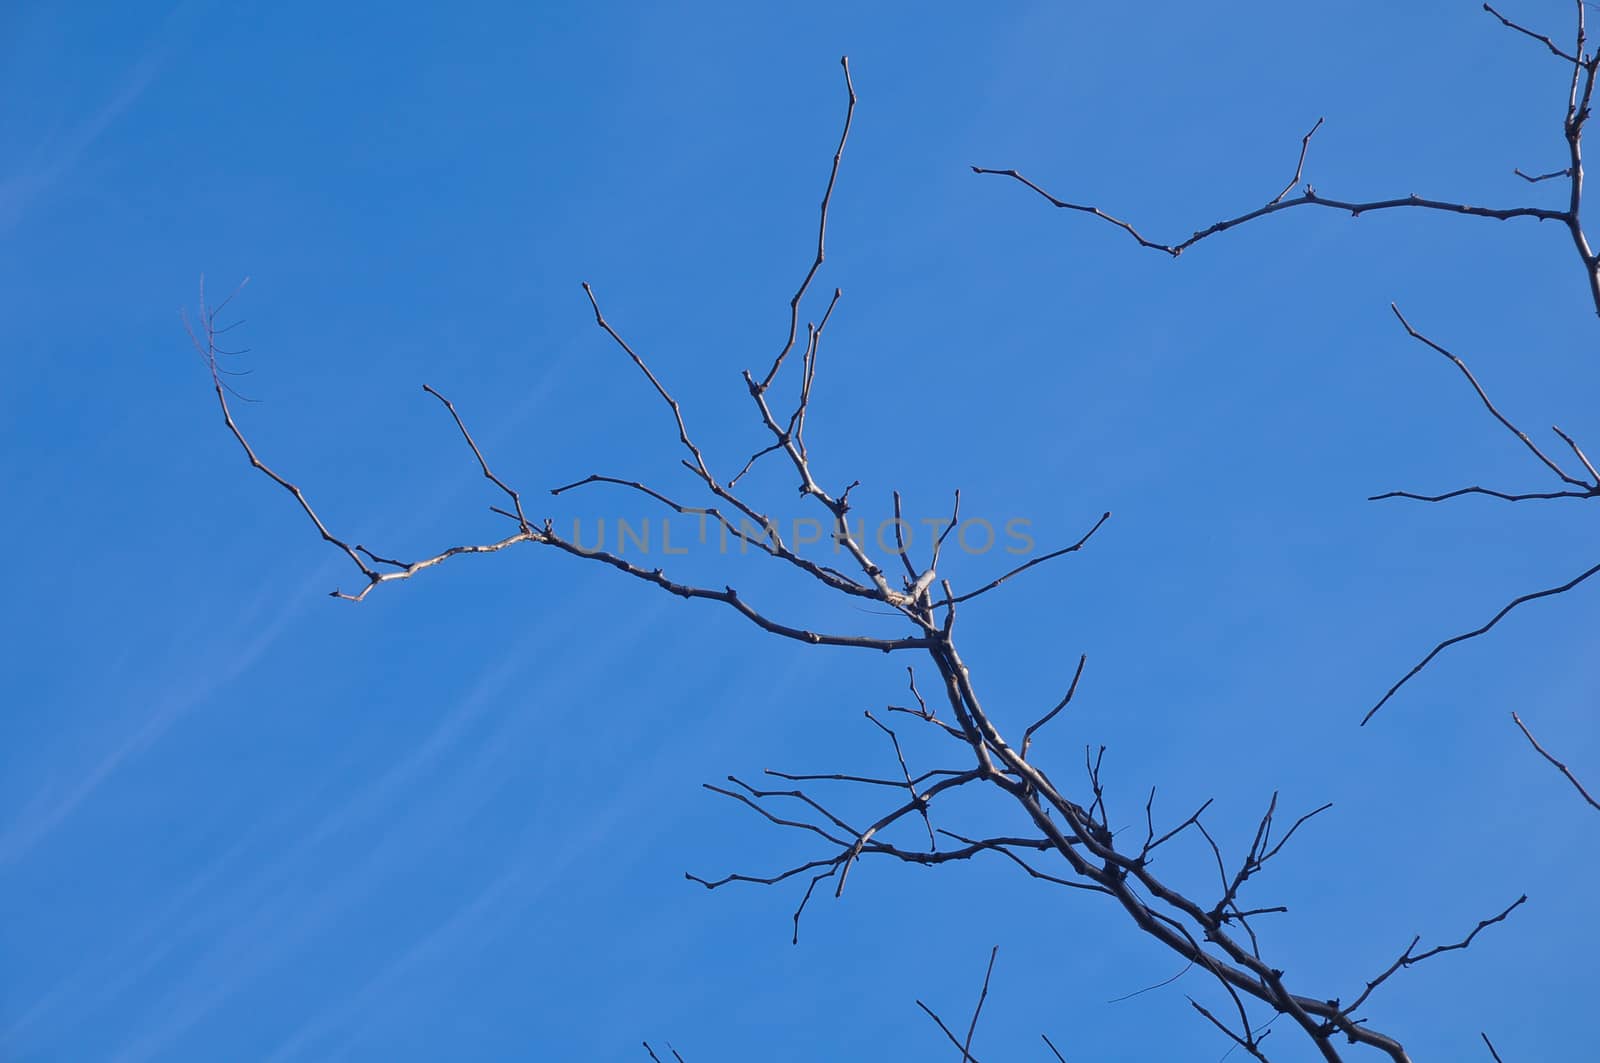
3 1 1597 1059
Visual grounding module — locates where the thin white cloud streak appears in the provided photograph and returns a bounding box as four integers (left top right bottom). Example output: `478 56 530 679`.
8 638 491 1054
99 635 542 1063
0 5 180 234
14 353 731 1059
0 560 334 868
7 373 565 1049
2 94 594 1059
0 761 347 1048
104 597 666 1063
271 804 630 1063
273 651 813 1063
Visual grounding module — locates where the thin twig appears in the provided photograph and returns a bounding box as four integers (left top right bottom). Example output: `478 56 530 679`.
1484 2 1581 62
1365 559 1600 724
962 946 1000 1062
940 512 1111 607
1512 711 1600 810
1388 306 1591 489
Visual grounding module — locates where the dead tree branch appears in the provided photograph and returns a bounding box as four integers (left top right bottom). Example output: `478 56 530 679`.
915 946 998 1063
977 2 1600 721
1339 896 1528 1019
976 2 1600 314
190 55 1529 1063
1364 557 1600 724
1512 711 1600 810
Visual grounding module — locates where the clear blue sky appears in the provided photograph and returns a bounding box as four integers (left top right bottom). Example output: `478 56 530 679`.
3 1 1596 1060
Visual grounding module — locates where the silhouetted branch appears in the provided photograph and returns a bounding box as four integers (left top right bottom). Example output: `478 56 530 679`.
1188 995 1272 1062
974 164 1567 257
963 946 999 1061
1365 559 1600 724
1273 117 1325 204
190 46 1533 1063
758 57 856 392
915 946 998 1063
1341 896 1528 1017
1514 165 1571 182
1483 2 1580 62
938 512 1111 608
977 3 1600 722
1512 711 1600 810
1384 307 1596 492
1022 654 1087 759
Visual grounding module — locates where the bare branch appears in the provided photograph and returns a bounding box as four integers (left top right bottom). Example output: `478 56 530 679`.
866 709 937 848
973 7 1600 759
1022 654 1087 759
1369 485 1594 503
962 946 999 1062
1388 306 1593 490
1141 797 1215 862
185 283 393 594
1187 996 1271 1062
937 830 1106 893
1512 711 1600 810
1260 801 1334 865
1272 117 1324 205
916 999 984 1063
1343 895 1528 1016
940 512 1111 607
188 52 1521 1063
1484 2 1581 62
1365 558 1600 724
581 282 718 485
914 947 998 1063
1552 423 1600 482
1514 165 1572 183
890 491 920 581
974 166 1568 258
758 57 857 391
1107 961 1194 1004
422 384 531 533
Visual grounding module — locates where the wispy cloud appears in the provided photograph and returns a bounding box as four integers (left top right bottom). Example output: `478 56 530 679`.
104 599 667 1063
264 804 629 1063
0 561 331 869
6 358 612 1058
0 732 341 1048
270 644 812 1063
0 10 174 234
